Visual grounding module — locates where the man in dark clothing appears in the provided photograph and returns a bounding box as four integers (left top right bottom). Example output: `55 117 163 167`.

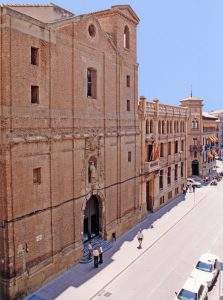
93 248 99 268
99 246 103 264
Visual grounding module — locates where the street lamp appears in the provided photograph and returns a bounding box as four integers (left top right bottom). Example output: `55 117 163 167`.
193 187 196 206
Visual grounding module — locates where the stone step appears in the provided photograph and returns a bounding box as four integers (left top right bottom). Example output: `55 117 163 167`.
80 236 113 264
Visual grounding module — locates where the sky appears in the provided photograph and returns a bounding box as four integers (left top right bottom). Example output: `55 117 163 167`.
2 0 223 111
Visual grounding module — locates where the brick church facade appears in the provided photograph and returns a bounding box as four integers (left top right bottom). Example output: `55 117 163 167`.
0 3 220 299
0 4 142 298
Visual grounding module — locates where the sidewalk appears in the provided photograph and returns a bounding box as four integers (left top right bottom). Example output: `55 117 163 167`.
27 184 214 300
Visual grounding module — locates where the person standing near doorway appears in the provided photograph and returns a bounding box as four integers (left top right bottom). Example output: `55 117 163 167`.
99 245 103 264
93 248 99 268
88 241 93 260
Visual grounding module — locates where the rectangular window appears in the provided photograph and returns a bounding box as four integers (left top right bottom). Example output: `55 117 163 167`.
160 196 165 205
175 164 178 181
87 68 97 98
168 142 171 155
168 191 172 200
126 75 130 87
31 85 39 104
147 144 153 162
160 143 164 157
167 167 171 185
128 151 132 162
175 187 179 196
181 162 184 177
31 47 39 65
33 168 41 184
181 140 184 151
175 140 178 154
159 170 163 190
127 100 131 111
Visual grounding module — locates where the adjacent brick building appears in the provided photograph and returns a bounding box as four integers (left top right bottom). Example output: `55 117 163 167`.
0 4 142 298
210 109 223 160
138 97 188 212
180 97 219 177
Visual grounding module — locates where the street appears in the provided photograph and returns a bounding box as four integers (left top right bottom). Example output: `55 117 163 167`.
92 179 223 300
28 161 223 300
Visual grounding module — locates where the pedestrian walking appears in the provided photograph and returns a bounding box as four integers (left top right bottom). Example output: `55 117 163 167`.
137 229 143 249
99 245 103 264
93 248 99 268
183 186 187 195
88 241 93 260
192 185 196 193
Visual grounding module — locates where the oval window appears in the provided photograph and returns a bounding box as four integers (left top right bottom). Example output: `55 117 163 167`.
88 24 96 38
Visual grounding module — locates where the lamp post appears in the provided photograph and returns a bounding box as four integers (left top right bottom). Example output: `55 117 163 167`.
193 188 196 206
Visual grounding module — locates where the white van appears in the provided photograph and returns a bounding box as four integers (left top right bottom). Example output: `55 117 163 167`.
175 276 208 300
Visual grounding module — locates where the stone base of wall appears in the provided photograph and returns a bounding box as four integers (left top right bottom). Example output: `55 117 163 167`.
105 208 143 241
1 244 82 300
1 208 143 300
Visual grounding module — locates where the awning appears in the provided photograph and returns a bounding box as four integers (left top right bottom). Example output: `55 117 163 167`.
208 136 214 142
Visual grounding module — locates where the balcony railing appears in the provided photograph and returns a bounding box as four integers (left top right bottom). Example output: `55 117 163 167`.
143 160 159 174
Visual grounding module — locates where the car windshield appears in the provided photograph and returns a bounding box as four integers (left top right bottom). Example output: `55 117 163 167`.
178 289 197 300
196 261 212 272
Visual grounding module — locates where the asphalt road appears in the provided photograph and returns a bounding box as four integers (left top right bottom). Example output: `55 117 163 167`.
93 179 223 300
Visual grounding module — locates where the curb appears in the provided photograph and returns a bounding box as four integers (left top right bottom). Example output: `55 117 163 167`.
219 264 223 299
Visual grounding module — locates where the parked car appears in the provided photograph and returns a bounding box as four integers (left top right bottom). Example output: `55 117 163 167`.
187 178 202 188
191 253 219 288
175 276 208 300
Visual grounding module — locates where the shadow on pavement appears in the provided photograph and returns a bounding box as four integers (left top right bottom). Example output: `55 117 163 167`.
27 193 187 300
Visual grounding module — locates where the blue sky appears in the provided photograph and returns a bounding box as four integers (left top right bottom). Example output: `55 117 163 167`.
3 1 223 110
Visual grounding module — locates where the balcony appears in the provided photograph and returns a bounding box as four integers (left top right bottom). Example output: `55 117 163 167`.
145 133 156 143
190 144 203 154
143 160 159 174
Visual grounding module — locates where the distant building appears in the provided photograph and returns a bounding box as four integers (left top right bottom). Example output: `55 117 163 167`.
180 97 204 177
138 97 188 213
180 97 219 177
210 109 223 160
202 112 219 175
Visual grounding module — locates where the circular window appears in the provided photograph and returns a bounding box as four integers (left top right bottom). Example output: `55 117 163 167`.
88 24 96 38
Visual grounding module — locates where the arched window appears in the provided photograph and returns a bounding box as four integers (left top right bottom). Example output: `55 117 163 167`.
170 121 173 133
167 121 169 134
192 119 199 129
162 120 165 134
124 26 130 49
150 120 153 133
146 120 149 134
87 68 97 98
195 120 199 129
158 121 161 134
